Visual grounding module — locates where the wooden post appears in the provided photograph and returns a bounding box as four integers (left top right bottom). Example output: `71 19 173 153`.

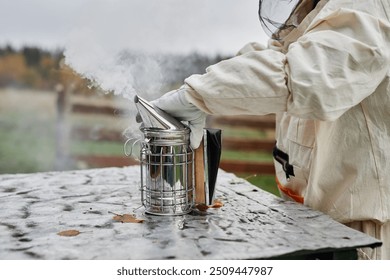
194 139 205 204
55 84 69 170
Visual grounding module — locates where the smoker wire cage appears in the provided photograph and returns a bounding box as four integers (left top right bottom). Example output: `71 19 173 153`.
140 127 194 215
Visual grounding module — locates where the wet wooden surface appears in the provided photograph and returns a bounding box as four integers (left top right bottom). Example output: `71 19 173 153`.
0 167 381 260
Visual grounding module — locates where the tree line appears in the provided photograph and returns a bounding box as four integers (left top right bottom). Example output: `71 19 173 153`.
0 45 228 95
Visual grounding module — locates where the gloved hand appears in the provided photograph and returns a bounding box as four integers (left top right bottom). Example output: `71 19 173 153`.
150 87 206 149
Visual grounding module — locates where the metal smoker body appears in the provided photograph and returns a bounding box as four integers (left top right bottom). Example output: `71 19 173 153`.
135 95 194 215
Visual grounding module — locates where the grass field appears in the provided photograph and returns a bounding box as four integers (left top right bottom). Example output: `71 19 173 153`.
0 88 57 173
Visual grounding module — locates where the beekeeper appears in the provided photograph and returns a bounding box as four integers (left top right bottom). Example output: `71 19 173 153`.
149 0 390 259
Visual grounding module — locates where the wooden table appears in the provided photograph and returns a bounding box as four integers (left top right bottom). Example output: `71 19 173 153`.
0 166 381 260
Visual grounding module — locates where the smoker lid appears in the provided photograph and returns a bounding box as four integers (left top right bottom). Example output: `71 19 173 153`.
134 95 187 131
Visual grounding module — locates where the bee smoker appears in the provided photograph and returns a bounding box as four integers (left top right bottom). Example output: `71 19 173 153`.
134 95 221 215
134 95 194 215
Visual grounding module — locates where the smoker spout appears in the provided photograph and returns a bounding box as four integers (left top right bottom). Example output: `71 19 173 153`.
134 95 186 130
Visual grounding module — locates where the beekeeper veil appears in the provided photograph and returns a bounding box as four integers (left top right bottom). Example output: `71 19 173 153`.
259 0 320 41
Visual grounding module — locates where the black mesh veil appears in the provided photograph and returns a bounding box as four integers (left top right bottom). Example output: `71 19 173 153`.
258 0 320 41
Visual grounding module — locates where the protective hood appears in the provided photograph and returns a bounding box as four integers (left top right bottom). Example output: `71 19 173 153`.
259 0 320 41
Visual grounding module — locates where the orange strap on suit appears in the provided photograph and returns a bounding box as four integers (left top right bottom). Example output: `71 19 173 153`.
275 176 304 204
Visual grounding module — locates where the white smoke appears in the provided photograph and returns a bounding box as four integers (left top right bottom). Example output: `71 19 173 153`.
63 0 263 100
63 0 264 142
65 31 164 100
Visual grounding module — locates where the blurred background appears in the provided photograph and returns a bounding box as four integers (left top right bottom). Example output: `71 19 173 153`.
0 0 277 194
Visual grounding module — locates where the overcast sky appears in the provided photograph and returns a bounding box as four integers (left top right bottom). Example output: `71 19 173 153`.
0 0 268 55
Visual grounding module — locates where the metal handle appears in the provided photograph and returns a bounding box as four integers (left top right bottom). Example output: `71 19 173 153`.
124 138 141 159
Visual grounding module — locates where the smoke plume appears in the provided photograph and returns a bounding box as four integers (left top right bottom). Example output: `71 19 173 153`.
63 0 262 100
63 0 264 142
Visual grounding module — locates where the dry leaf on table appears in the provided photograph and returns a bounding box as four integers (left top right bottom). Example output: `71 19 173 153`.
112 213 144 223
57 229 80 237
195 203 209 212
211 199 224 208
196 199 224 212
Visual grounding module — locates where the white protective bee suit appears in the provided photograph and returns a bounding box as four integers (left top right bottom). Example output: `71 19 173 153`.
151 0 390 259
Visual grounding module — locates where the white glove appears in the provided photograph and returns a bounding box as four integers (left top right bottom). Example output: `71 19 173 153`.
151 87 206 149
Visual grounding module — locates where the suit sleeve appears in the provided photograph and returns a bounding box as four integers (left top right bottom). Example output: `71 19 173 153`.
184 8 390 120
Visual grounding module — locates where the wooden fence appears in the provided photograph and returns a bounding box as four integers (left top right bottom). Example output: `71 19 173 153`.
208 115 276 175
56 88 276 175
55 87 137 170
